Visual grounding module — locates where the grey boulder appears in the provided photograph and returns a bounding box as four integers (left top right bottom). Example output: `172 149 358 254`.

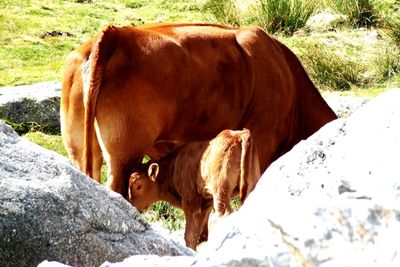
0 82 61 132
0 120 193 267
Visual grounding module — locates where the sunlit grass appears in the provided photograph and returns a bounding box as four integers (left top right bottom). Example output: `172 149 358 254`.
0 0 207 87
281 28 400 91
143 201 186 231
257 0 316 35
23 131 67 156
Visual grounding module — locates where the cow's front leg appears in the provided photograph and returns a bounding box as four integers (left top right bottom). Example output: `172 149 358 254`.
198 199 213 243
182 200 202 250
105 160 134 198
91 136 104 182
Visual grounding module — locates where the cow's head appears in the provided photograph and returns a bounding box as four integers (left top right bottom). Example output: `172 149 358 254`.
128 163 160 211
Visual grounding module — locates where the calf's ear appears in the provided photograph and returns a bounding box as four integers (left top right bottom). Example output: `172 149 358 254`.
148 163 159 181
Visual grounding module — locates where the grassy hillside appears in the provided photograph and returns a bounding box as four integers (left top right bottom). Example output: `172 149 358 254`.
1 0 399 93
3 0 400 231
0 0 207 86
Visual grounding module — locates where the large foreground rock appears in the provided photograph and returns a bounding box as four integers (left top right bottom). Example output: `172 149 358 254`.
102 89 400 266
0 121 193 267
0 82 61 132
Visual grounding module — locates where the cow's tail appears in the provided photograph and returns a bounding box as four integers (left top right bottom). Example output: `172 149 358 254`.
83 26 117 177
238 128 260 203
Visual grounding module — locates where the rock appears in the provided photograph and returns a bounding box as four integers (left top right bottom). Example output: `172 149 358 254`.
194 88 400 266
193 197 400 267
306 11 347 31
101 255 194 267
324 93 369 118
0 82 61 133
0 120 193 267
101 88 400 266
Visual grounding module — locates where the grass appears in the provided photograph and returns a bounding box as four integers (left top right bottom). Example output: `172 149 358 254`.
1 0 399 91
257 0 316 35
330 0 380 27
4 0 400 231
284 28 400 91
0 0 206 86
23 132 67 156
202 0 241 27
143 201 186 231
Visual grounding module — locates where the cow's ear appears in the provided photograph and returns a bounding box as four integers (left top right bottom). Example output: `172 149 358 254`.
148 163 159 181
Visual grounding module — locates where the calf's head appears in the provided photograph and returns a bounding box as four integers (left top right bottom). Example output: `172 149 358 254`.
128 163 160 211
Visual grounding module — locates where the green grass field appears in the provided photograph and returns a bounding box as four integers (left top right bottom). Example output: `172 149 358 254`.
1 0 399 92
0 0 208 86
2 0 400 231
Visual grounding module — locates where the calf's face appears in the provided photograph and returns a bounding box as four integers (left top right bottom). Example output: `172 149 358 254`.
128 163 159 211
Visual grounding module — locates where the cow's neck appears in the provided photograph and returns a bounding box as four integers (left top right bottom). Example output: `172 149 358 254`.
283 42 337 145
157 189 182 209
155 158 182 209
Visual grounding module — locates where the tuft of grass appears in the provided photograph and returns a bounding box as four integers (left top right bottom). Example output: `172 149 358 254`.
142 198 243 232
330 0 380 27
3 120 59 135
257 0 316 35
23 132 67 157
122 0 147 9
143 201 186 231
296 41 362 90
383 14 400 47
285 27 400 92
23 131 108 182
202 0 241 27
374 46 400 81
389 21 400 46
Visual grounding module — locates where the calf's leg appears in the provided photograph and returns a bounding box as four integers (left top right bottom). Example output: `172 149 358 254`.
213 184 233 218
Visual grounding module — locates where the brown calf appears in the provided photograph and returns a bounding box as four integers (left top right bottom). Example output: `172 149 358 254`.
128 129 261 250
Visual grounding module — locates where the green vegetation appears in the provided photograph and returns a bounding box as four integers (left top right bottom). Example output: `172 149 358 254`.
143 201 186 231
3 0 400 231
383 13 400 46
203 0 241 27
257 0 315 35
24 131 67 156
2 0 398 92
284 29 400 91
330 0 379 27
0 0 204 86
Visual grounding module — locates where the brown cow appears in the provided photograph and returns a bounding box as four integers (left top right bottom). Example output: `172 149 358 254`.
128 129 261 249
60 23 337 196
